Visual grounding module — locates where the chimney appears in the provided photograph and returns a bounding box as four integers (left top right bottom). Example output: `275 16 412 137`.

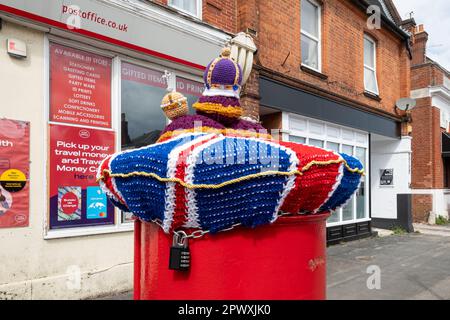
399 18 416 34
411 24 428 66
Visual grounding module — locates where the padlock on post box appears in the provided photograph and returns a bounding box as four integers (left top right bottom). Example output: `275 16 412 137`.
169 231 190 271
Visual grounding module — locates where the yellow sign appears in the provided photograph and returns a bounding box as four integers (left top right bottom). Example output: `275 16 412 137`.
0 169 27 192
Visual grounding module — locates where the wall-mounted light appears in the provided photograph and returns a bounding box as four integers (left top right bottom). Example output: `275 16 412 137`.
229 32 257 86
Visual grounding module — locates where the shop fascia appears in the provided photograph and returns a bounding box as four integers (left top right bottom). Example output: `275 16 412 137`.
0 0 230 68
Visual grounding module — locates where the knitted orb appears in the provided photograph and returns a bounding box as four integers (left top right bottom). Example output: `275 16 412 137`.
160 91 188 120
203 47 243 91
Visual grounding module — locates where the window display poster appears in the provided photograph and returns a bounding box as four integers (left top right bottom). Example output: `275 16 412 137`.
0 119 30 228
49 124 115 229
50 43 112 128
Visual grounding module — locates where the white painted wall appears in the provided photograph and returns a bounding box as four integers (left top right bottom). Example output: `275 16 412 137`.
411 86 450 129
432 95 450 129
370 136 412 220
0 21 133 300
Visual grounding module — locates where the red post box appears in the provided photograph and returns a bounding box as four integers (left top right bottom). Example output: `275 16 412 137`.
134 213 329 300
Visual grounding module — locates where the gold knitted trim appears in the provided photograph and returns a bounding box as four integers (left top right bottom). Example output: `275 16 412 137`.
97 158 364 188
157 127 273 143
206 57 221 88
192 102 243 118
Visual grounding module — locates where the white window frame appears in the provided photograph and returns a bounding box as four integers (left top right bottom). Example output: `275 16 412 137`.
282 113 370 227
168 0 202 19
43 35 203 239
301 0 322 72
363 34 379 95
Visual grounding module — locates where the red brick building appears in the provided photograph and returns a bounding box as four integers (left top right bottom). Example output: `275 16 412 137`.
236 0 413 242
403 22 450 223
154 0 417 241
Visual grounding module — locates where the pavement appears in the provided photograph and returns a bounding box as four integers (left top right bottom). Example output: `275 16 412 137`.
96 229 450 300
413 223 450 237
327 232 450 300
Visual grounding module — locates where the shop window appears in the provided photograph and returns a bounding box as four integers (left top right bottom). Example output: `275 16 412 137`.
120 66 203 222
120 63 172 223
309 138 324 148
364 35 379 95
45 40 204 237
176 76 204 114
355 147 367 219
326 141 339 152
285 114 369 227
121 63 168 149
328 210 340 223
342 144 353 156
301 0 322 71
342 200 354 221
47 43 116 232
290 136 306 144
341 145 356 221
169 0 202 18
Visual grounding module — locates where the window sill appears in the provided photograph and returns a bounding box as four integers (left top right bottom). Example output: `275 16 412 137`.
363 91 382 101
44 223 134 240
300 65 328 80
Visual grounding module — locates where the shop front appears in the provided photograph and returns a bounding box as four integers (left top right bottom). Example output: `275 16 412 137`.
0 0 230 298
259 76 411 244
44 40 206 234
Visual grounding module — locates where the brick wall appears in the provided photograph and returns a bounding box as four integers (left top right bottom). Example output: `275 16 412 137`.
203 0 236 33
152 0 410 122
411 65 431 90
240 69 260 119
410 25 449 191
412 63 447 90
245 0 411 117
412 194 433 223
261 112 282 131
152 0 237 33
411 100 444 189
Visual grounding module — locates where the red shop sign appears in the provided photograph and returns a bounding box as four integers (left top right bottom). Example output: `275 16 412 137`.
50 43 112 128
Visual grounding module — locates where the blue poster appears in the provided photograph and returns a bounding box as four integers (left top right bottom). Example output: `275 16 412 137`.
86 186 107 219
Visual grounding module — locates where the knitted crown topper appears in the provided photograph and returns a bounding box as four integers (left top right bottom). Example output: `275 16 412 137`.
203 47 243 91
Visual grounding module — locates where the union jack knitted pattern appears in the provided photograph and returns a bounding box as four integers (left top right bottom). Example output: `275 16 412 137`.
98 133 364 234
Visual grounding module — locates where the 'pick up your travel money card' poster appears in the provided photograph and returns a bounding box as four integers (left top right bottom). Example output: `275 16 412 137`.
49 124 115 229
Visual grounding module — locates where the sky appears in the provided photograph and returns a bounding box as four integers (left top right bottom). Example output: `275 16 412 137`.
393 0 450 71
